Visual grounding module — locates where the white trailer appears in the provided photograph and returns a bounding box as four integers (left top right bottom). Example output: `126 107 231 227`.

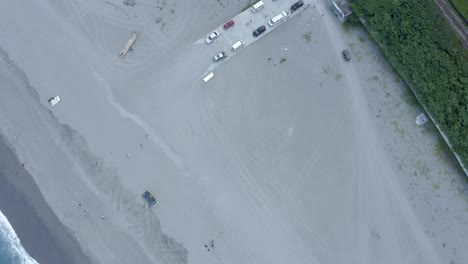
203 72 214 83
119 31 138 58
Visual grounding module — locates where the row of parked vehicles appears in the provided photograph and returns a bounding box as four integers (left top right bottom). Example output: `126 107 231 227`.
205 0 305 62
250 0 303 14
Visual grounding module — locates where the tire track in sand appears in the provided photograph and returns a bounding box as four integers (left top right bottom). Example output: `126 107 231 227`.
93 69 192 180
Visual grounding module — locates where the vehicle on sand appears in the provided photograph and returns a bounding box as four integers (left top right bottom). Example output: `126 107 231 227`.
342 50 351 61
48 96 61 106
142 191 158 207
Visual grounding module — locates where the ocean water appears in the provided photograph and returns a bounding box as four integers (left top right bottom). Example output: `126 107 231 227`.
0 210 38 264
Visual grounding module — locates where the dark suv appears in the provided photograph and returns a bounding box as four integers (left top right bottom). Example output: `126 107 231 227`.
342 50 351 61
290 0 304 13
253 25 266 37
142 191 158 207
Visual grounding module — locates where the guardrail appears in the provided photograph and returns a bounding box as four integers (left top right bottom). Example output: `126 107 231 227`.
358 18 468 178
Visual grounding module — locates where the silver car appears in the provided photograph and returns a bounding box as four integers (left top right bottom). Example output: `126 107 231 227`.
213 52 227 61
205 31 219 44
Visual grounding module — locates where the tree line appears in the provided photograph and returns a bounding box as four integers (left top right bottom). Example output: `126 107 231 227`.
350 0 468 170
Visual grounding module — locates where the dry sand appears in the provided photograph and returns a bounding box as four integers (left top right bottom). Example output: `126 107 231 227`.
0 0 467 263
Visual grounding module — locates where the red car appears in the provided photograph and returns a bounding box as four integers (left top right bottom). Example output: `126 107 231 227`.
223 20 235 30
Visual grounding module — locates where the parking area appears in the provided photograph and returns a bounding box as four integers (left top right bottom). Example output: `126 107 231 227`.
200 0 311 76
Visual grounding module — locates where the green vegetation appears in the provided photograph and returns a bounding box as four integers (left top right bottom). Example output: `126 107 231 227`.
352 0 468 169
279 57 287 64
452 0 468 19
391 120 405 137
322 66 332 74
400 89 419 107
415 159 431 177
434 138 450 157
302 32 312 43
216 0 225 8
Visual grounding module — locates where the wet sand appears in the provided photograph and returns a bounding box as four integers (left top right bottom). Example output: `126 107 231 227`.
0 134 92 264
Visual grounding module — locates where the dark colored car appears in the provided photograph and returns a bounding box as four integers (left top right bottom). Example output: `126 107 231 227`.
342 50 351 61
253 25 266 37
224 20 235 30
142 191 158 207
290 0 304 12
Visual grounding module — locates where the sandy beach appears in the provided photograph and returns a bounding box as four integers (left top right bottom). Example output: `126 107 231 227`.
0 133 91 264
0 0 467 263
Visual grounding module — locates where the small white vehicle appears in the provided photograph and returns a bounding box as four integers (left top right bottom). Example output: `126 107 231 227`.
48 96 61 106
205 31 219 44
231 40 244 51
213 52 227 62
251 1 264 12
268 11 288 27
203 72 214 83
416 113 428 126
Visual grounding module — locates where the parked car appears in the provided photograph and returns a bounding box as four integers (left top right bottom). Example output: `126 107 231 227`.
142 191 158 207
213 51 227 61
231 40 244 51
342 50 351 61
251 1 264 13
253 25 266 37
268 11 288 27
223 20 235 30
205 31 219 44
290 0 304 13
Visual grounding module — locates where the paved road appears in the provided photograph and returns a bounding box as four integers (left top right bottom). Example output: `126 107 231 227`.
197 0 311 76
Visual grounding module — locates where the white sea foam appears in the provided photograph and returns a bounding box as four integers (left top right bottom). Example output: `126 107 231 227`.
0 210 39 264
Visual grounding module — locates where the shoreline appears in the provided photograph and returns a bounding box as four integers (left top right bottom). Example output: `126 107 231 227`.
0 134 92 264
0 0 466 263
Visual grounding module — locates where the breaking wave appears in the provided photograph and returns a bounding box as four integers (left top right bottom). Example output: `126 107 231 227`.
0 210 39 264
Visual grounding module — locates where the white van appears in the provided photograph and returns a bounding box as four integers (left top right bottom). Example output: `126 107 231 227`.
203 72 214 83
251 1 264 13
268 11 288 27
231 40 244 51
